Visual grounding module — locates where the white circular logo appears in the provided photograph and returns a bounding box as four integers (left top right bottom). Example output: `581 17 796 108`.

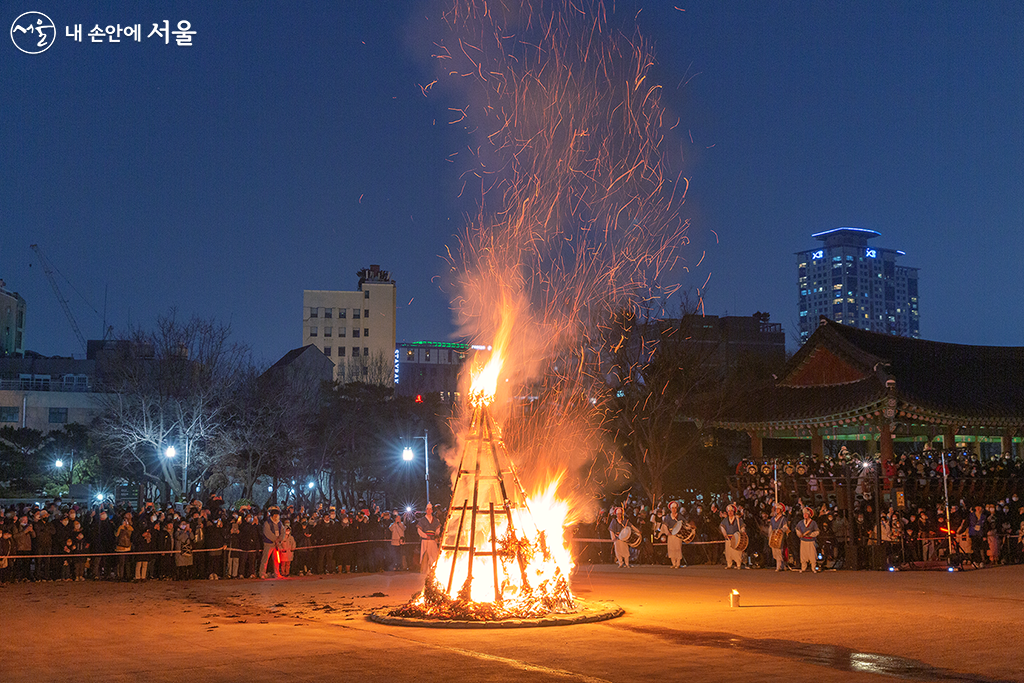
10 11 56 54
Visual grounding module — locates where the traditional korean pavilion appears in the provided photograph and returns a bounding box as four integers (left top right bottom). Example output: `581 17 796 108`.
702 318 1024 465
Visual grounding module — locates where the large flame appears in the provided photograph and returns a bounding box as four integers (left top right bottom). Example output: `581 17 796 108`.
414 473 576 619
469 349 503 406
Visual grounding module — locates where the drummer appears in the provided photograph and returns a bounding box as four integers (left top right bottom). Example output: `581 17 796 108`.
768 503 790 571
661 501 686 569
719 504 745 569
608 507 631 568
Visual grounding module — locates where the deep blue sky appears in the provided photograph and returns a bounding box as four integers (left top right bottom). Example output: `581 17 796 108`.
3 1 1022 366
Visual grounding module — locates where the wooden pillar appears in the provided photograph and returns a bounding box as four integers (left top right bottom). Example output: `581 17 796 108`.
943 425 957 451
748 431 763 461
879 422 894 468
811 430 823 458
1000 434 1012 457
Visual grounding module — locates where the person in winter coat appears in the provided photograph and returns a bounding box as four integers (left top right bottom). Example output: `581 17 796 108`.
71 522 89 581
239 515 261 579
259 508 285 580
92 510 116 579
173 520 194 580
153 521 174 579
204 517 226 579
293 518 313 575
32 511 55 581
279 524 297 577
225 516 241 578
12 515 35 581
114 513 134 581
0 526 14 583
133 528 154 581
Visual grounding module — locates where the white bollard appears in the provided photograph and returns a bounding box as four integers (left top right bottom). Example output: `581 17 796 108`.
729 589 740 608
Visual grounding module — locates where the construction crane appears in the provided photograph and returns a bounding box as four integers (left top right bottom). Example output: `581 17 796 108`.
29 244 88 354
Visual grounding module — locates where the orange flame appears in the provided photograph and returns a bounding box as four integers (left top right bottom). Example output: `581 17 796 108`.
469 349 503 406
421 474 575 616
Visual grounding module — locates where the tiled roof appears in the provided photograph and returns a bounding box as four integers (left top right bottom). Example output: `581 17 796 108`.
705 319 1024 429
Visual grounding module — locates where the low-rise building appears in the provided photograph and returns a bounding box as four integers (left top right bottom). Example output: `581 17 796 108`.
303 265 396 384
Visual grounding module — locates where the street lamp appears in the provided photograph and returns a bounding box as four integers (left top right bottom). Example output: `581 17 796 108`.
404 430 430 505
164 445 189 501
54 451 74 490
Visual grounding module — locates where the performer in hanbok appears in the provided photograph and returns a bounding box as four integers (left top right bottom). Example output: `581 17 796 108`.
661 501 686 569
795 507 820 572
719 504 745 569
608 507 631 568
768 503 790 571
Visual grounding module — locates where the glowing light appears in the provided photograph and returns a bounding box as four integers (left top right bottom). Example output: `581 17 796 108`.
402 447 415 462
55 459 63 468
164 446 176 458
469 349 503 406
307 482 315 489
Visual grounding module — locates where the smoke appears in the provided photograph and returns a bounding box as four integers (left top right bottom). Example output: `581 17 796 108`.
432 0 690 514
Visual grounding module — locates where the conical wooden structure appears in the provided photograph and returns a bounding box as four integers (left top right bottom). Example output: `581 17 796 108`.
424 403 574 615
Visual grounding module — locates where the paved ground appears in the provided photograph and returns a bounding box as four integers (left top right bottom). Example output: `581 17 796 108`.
2 564 1021 682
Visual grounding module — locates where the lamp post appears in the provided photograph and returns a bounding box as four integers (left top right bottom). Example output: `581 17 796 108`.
55 450 74 491
403 430 430 505
164 445 189 501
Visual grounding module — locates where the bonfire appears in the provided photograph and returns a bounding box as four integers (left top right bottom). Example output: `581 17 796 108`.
392 352 576 621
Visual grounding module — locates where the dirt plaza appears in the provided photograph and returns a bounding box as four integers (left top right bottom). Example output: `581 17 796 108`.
2 564 1021 683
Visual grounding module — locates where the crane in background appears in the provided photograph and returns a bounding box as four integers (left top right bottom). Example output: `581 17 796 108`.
29 243 89 354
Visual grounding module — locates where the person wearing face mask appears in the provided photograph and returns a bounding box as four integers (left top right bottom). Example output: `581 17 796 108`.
174 520 195 580
205 516 226 580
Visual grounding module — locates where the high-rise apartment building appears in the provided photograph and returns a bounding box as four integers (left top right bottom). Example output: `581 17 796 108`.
302 265 396 384
797 228 919 344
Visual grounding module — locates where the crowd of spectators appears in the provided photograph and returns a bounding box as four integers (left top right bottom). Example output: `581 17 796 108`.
0 497 435 584
4 448 1022 582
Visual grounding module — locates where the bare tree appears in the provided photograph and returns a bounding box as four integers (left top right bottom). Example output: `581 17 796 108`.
92 311 248 502
602 304 730 507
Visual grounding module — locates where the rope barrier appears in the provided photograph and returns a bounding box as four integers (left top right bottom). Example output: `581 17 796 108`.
0 538 417 560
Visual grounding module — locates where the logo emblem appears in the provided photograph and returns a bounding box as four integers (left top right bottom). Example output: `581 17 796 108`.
11 11 56 54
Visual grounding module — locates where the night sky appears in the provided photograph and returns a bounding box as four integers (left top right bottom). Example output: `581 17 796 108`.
4 1 1022 367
